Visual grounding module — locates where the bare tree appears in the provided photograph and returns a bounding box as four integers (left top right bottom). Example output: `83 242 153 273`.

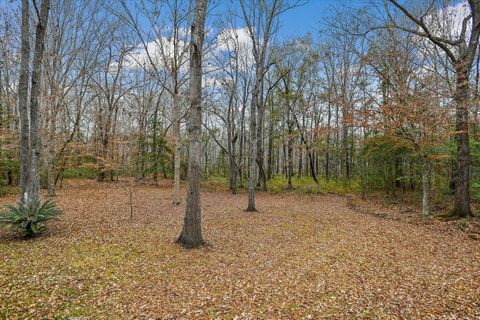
118 0 192 205
177 0 208 249
207 23 250 194
44 0 102 196
239 0 304 211
91 21 135 182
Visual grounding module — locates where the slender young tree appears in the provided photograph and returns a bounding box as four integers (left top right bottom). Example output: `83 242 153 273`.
177 0 208 248
118 0 192 205
44 0 102 196
239 0 305 211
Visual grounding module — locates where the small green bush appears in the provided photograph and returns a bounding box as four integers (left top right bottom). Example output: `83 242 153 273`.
471 180 480 202
0 178 9 197
0 199 63 237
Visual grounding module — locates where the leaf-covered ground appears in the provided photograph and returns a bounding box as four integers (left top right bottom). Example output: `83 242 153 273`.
348 193 480 240
1 180 479 319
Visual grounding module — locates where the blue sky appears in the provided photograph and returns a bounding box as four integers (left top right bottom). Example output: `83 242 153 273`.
211 0 363 39
278 0 354 37
0 0 365 40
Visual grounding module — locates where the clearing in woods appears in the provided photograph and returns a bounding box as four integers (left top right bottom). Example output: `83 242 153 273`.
1 180 479 319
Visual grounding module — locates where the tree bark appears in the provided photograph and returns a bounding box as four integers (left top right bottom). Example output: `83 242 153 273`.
287 104 294 190
267 99 274 180
452 64 472 217
422 157 431 218
226 85 238 194
239 102 247 184
256 97 266 191
18 0 30 203
289 101 319 184
47 99 57 197
29 0 51 204
246 69 261 212
177 0 207 249
173 93 182 205
342 125 349 181
228 131 238 194
325 95 331 180
152 99 160 184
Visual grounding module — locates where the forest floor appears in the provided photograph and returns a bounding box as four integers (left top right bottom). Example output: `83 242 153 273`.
1 179 480 319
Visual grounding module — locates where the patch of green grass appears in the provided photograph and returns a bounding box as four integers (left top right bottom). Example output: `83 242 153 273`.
53 304 105 320
201 176 239 192
268 175 360 195
63 167 97 180
200 175 360 195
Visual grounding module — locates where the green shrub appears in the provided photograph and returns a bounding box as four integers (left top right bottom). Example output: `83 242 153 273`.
471 180 480 202
0 199 63 237
0 178 9 197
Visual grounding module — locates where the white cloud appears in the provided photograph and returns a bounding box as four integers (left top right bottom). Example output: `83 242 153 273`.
427 1 471 41
216 27 252 53
124 31 190 71
213 27 255 73
413 1 473 78
119 26 256 90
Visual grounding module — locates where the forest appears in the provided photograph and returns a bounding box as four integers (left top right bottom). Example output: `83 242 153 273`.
1 0 480 318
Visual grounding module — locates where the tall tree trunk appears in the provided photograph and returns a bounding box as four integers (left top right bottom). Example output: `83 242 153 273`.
173 93 182 205
29 0 51 204
286 99 293 190
47 100 57 197
360 132 367 200
230 158 238 194
96 103 109 182
228 129 238 194
325 98 331 180
298 147 303 179
239 103 247 184
256 98 266 191
422 157 431 219
452 64 472 218
204 140 208 177
297 114 305 178
342 125 349 181
267 101 274 180
334 103 339 179
98 133 108 182
18 0 30 203
228 136 238 194
177 0 207 248
247 69 261 212
227 90 238 194
290 106 318 184
152 101 160 185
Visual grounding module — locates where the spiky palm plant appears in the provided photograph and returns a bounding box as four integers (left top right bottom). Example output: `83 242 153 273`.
0 199 63 237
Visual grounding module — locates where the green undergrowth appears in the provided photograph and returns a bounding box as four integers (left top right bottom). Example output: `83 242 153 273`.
62 167 98 180
201 176 232 192
268 175 360 195
200 175 360 195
